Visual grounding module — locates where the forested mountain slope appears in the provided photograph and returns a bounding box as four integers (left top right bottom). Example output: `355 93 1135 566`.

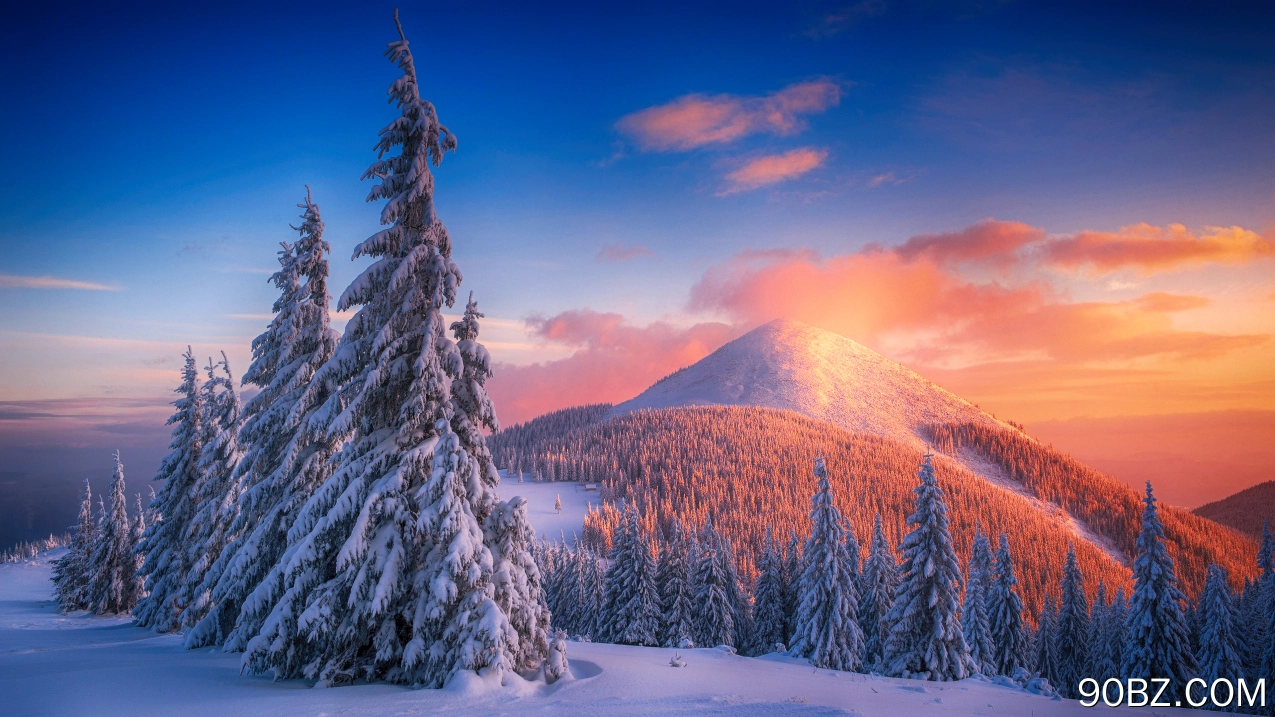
1193 480 1275 538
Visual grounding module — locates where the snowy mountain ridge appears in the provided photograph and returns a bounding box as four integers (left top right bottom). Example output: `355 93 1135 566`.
614 319 1007 450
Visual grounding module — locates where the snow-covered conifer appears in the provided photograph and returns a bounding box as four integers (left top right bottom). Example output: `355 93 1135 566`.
598 504 637 643
750 528 787 655
131 493 147 600
181 353 245 640
783 531 802 646
1086 581 1115 682
52 478 96 612
85 453 141 614
486 496 551 669
544 629 569 684
244 14 520 688
882 455 973 680
1106 588 1130 677
790 458 863 671
658 520 695 649
1123 483 1196 692
1035 595 1061 686
1196 564 1243 703
196 189 338 652
859 514 898 669
962 528 995 676
134 348 203 632
619 515 662 647
693 517 735 649
1054 543 1090 697
988 533 1027 676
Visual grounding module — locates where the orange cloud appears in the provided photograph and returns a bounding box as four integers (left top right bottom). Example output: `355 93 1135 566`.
892 219 1044 268
487 311 738 426
596 242 655 262
720 148 828 194
616 81 841 152
1042 223 1273 274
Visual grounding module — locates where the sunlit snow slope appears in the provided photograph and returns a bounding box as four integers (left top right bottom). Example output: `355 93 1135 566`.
614 319 1004 450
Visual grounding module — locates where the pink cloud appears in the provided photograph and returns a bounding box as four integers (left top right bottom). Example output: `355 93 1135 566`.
0 274 118 290
616 81 841 152
720 147 828 194
892 219 1044 268
1043 223 1273 274
596 242 656 262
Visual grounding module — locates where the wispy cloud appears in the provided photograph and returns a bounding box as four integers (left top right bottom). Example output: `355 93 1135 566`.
596 243 656 262
867 171 914 188
806 0 890 39
720 148 828 195
617 81 841 152
0 274 119 291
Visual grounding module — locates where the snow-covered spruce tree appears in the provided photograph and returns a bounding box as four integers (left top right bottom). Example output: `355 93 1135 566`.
1035 595 1061 686
85 453 141 614
52 478 96 612
619 513 662 647
243 15 524 688
181 353 245 638
790 458 863 671
860 513 898 670
658 520 695 649
783 531 802 646
749 527 787 655
882 454 974 680
1106 588 1130 677
486 496 551 669
1197 564 1243 706
131 493 147 600
134 348 204 632
1054 543 1090 697
719 530 751 650
544 629 569 684
597 504 637 643
962 528 995 676
693 517 736 649
1123 482 1196 694
195 188 338 651
1086 581 1116 682
988 533 1027 676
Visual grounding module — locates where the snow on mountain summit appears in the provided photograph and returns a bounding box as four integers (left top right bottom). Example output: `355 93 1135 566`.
614 319 1002 449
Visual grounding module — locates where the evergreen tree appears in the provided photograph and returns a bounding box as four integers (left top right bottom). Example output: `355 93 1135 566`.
201 188 338 652
791 458 863 671
692 517 735 649
1197 564 1243 710
860 513 899 670
131 493 147 600
962 528 995 676
782 531 802 646
1123 483 1196 693
1035 595 1061 686
52 478 96 612
486 496 551 669
883 455 973 680
1106 588 1130 679
134 348 203 632
598 504 638 643
243 14 520 688
658 520 695 649
750 528 787 655
85 453 141 614
1086 580 1116 682
1054 543 1090 698
988 533 1027 676
182 353 245 639
618 516 662 647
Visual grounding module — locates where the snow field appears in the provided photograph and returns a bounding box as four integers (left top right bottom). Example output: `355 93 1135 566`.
502 473 594 541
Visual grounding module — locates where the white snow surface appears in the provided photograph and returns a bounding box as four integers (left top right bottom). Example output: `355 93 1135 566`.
501 473 594 543
2 553 1185 716
613 319 1003 450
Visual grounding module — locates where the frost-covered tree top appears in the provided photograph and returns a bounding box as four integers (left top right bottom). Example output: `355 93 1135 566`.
85 452 141 615
1123 482 1196 686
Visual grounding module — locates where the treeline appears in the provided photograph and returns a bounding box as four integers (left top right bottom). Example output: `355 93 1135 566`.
2 533 71 564
925 422 1256 600
539 456 1275 703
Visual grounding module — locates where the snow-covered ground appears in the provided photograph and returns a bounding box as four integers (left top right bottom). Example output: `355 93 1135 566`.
501 473 595 542
2 554 1192 717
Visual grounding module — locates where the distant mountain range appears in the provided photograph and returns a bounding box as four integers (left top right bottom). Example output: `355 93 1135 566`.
1193 480 1275 538
492 319 1257 610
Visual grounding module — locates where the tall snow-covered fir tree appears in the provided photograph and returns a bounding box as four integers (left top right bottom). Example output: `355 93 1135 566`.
1054 543 1090 698
1086 581 1117 682
750 527 788 655
52 478 96 612
860 513 899 670
194 188 339 652
1035 595 1061 687
790 457 863 672
693 517 736 649
131 493 148 600
1196 564 1243 701
962 528 995 676
181 353 245 637
598 504 638 643
882 455 973 680
1123 483 1196 693
134 348 204 632
988 533 1027 676
783 531 802 646
1106 587 1130 678
85 453 141 615
485 496 551 668
658 520 695 649
243 13 531 688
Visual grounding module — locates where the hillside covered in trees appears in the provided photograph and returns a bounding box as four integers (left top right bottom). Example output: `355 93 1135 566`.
1192 480 1275 538
490 404 1257 615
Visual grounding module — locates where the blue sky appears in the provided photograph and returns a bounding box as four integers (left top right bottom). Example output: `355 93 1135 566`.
1 0 1273 503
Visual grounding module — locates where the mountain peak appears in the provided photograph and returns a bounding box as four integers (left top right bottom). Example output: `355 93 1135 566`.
614 319 999 448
